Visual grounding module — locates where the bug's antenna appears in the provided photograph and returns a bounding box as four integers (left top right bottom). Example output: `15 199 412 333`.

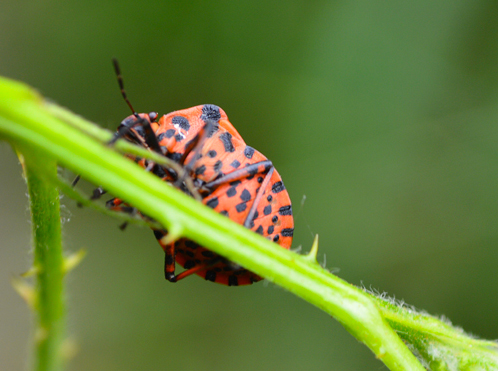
112 58 137 115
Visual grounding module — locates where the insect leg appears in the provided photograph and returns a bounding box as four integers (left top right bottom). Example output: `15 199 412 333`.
200 160 275 228
243 166 274 228
172 119 216 190
163 241 221 283
90 187 107 200
164 242 177 282
109 115 162 154
71 175 81 187
201 160 273 191
174 259 221 282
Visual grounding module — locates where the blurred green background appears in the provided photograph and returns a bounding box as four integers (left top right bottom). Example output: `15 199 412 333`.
2 1 498 370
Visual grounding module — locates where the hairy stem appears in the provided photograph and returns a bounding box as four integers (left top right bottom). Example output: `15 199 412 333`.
22 152 65 371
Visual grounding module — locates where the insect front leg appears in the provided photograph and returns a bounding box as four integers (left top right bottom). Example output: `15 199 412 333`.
163 242 177 282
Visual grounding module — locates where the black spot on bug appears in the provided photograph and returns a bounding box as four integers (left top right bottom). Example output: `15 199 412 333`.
165 129 176 138
272 215 278 223
219 132 235 153
174 134 183 142
236 202 247 213
257 176 264 183
255 225 264 235
185 250 195 258
185 240 199 249
133 125 146 138
195 164 206 175
153 230 166 240
230 160 241 168
244 146 255 159
273 235 280 242
281 228 294 237
229 180 241 187
272 181 285 193
249 220 255 229
202 251 215 258
247 166 259 177
201 104 221 122
157 132 167 142
172 116 190 131
219 210 229 217
228 275 239 286
267 225 274 234
240 189 251 202
165 254 174 265
213 160 223 172
226 187 237 197
205 270 217 282
267 195 273 202
184 260 196 269
167 152 182 162
263 205 272 216
252 211 259 220
174 240 182 247
279 205 292 216
207 150 217 158
153 165 166 178
206 197 219 209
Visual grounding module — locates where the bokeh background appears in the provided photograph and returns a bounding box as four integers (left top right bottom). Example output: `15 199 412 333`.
2 1 498 370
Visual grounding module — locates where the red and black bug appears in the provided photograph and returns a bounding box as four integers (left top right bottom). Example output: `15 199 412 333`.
107 60 294 286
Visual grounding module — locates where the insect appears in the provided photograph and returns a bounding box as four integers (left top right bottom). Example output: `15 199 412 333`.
107 59 294 286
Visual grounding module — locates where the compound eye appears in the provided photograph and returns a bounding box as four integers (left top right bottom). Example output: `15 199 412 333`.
149 112 158 122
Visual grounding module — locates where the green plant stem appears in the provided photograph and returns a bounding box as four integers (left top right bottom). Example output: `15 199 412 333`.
23 152 65 371
372 295 498 369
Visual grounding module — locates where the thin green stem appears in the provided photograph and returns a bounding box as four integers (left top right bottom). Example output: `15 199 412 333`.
22 152 65 371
